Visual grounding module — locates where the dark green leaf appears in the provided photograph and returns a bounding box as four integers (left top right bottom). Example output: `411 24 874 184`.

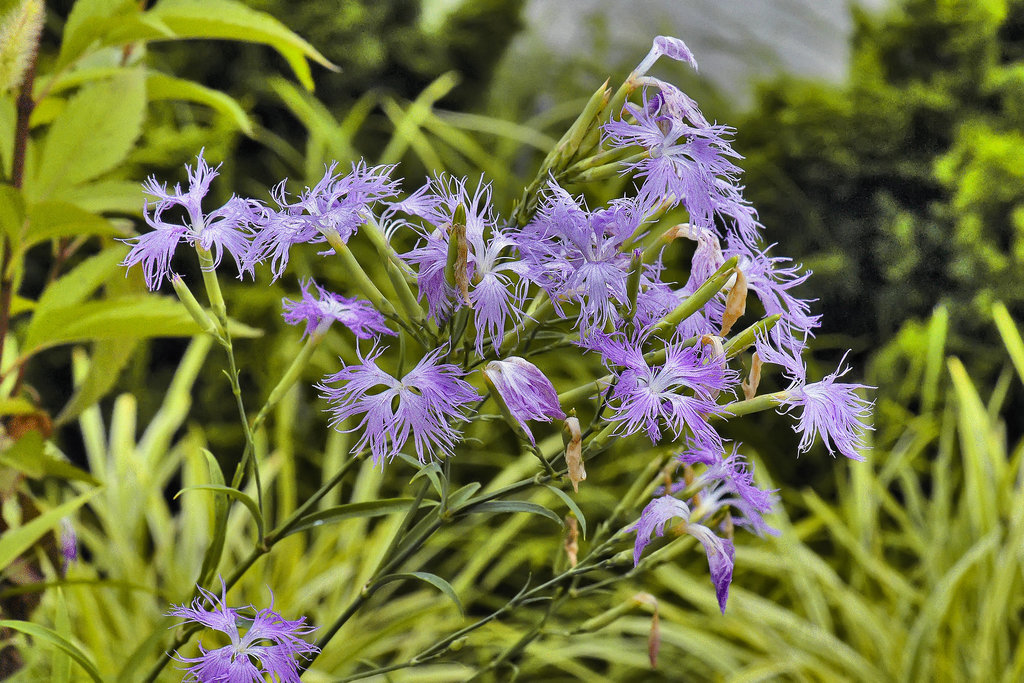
283 498 436 538
373 572 463 616
545 485 587 538
175 484 263 540
460 500 564 528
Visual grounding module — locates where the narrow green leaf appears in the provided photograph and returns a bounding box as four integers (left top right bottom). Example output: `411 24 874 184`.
374 571 464 616
56 338 140 425
0 620 103 682
32 70 146 198
404 456 443 497
146 71 253 135
446 482 481 509
993 302 1024 387
461 500 565 528
283 498 436 538
175 484 263 540
545 484 587 538
0 487 101 569
53 588 72 683
195 449 228 585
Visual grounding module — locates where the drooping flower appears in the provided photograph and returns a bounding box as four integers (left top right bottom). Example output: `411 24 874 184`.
387 174 528 353
246 161 399 280
628 495 735 613
168 583 318 683
677 444 778 538
778 354 873 461
318 345 483 465
482 357 565 445
123 150 260 289
281 279 394 340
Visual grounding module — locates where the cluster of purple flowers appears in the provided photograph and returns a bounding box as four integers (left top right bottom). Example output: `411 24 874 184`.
126 34 874 661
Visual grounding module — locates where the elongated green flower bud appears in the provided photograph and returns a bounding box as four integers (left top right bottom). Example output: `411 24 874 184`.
444 204 471 307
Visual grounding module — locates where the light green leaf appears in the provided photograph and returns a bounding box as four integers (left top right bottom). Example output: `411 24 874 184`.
175 484 263 540
194 449 228 585
374 571 464 616
22 295 202 356
58 0 138 67
24 200 121 248
32 70 145 199
0 487 101 569
0 430 100 484
103 0 334 90
0 620 103 682
283 498 435 538
992 302 1024 387
53 180 144 214
460 500 565 528
0 93 14 172
30 247 123 326
0 397 35 415
0 183 25 248
147 71 253 135
55 338 139 425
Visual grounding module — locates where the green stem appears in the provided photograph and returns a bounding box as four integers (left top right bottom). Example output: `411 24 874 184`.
653 256 738 335
325 232 397 317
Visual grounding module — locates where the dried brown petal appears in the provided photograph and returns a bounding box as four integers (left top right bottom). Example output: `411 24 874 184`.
742 351 763 400
720 268 747 336
564 516 579 568
563 416 586 492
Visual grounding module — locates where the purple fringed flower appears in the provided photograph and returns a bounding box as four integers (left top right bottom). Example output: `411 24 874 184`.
517 184 667 331
778 354 873 461
319 345 483 465
678 445 778 538
123 151 259 289
168 583 318 683
483 357 565 445
628 496 736 613
389 175 528 353
282 279 394 340
246 161 399 280
593 334 733 448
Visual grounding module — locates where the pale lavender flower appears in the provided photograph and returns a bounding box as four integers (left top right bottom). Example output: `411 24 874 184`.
593 334 733 448
319 345 483 465
123 151 259 289
389 175 527 352
246 161 399 280
630 35 699 77
628 495 736 613
483 357 565 445
59 518 77 573
778 355 873 461
168 583 318 683
282 279 394 339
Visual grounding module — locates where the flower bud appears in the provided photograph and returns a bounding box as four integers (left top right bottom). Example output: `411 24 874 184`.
483 357 564 445
444 204 472 307
0 0 43 93
742 352 762 400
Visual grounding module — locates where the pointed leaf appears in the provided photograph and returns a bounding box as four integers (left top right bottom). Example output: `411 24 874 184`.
24 201 121 248
282 498 436 538
545 484 587 538
56 338 140 425
0 620 102 682
32 70 146 198
460 500 564 528
374 571 463 616
146 71 253 135
175 484 263 540
194 449 228 585
58 0 138 67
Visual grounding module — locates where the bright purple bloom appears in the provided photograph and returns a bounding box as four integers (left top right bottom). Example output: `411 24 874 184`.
319 345 483 465
246 161 399 280
282 279 394 340
388 175 527 353
593 334 733 448
168 583 318 683
778 355 873 461
517 184 667 331
123 151 259 289
628 495 735 613
483 357 565 445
